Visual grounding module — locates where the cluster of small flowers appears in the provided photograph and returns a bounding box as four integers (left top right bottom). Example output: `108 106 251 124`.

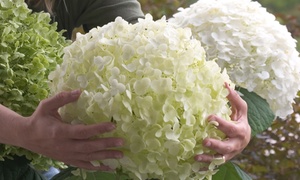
169 0 300 118
0 0 68 170
49 14 232 180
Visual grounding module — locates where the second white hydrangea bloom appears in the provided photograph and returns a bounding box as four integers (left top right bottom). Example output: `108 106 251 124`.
170 0 300 118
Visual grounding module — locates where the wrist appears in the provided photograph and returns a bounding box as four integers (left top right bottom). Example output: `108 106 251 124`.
0 105 28 147
12 116 31 148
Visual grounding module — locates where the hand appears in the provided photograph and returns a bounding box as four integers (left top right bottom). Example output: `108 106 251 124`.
15 90 124 171
194 83 251 163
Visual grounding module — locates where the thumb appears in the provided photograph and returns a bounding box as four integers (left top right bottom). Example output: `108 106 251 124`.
39 90 82 112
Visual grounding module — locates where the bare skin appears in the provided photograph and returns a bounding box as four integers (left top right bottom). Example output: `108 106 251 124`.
194 83 251 163
0 90 123 171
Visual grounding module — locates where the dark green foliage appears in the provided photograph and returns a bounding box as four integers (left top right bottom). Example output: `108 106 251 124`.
236 87 275 137
213 162 252 180
0 156 46 180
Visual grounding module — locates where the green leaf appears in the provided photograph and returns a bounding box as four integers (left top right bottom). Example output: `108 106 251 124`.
236 87 275 136
212 162 252 180
50 167 76 180
0 156 46 180
52 167 130 180
54 163 251 180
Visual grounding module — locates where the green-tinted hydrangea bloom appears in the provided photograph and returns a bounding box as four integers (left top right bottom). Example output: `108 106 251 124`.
49 15 233 180
0 0 70 170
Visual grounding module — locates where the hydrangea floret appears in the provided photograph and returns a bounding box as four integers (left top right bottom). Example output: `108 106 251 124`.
169 0 300 118
49 14 233 180
0 0 70 170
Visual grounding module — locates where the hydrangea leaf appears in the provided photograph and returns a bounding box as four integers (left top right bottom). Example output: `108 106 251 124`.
52 167 129 180
54 163 252 180
212 162 252 180
236 87 275 137
0 156 46 180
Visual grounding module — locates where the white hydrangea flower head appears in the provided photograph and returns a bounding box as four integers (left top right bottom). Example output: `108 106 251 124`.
169 0 300 118
49 14 233 180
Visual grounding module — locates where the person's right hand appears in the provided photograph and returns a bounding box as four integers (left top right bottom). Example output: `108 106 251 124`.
194 83 251 164
16 90 124 171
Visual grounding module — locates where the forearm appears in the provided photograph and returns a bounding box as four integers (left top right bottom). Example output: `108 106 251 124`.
0 104 25 146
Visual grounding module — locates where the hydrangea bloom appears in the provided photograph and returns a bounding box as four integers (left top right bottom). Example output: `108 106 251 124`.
169 0 300 118
0 0 69 170
49 15 233 180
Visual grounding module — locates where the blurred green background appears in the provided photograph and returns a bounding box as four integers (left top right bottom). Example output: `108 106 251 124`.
138 0 300 179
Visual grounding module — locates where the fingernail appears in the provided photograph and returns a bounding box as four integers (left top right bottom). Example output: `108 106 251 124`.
208 117 216 121
116 152 124 158
195 156 202 161
116 139 124 147
205 141 211 147
207 116 216 121
71 89 81 96
109 124 117 131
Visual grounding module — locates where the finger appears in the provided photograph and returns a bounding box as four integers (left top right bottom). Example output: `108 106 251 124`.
194 153 226 163
202 138 234 155
39 90 82 112
207 115 239 137
65 122 118 139
67 160 114 171
73 138 124 153
225 83 244 108
80 150 124 161
225 83 247 120
194 154 214 163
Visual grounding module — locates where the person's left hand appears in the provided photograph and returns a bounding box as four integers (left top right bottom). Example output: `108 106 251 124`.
194 83 251 163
